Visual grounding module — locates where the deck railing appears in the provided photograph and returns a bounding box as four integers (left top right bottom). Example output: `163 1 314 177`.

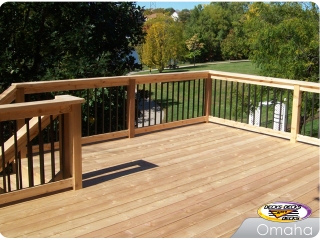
0 95 84 205
0 70 319 204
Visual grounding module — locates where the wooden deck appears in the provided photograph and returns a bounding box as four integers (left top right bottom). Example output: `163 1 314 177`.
0 123 319 238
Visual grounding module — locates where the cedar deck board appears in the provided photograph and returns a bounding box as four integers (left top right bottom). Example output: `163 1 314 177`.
0 123 318 238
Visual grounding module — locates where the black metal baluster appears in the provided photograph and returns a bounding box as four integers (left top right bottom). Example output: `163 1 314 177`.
272 88 277 130
192 80 196 118
160 83 164 122
149 83 152 126
116 86 119 130
218 80 222 118
155 83 158 125
0 122 7 193
202 78 205 116
224 81 228 119
142 84 146 127
247 84 251 124
253 85 257 125
278 90 283 131
212 79 217 117
187 80 191 119
13 121 19 190
310 93 315 137
182 81 185 120
26 119 34 187
229 81 233 120
124 86 127 130
259 86 263 127
235 82 239 122
102 87 105 133
197 79 200 117
38 117 45 184
241 83 245 123
109 88 112 132
177 82 180 120
285 89 290 132
136 85 139 127
172 82 175 122
50 116 55 182
13 121 21 190
266 87 270 128
94 88 97 134
166 83 169 123
302 92 308 134
86 89 90 136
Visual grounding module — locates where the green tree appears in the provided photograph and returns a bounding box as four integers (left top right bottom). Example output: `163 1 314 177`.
185 34 204 66
139 15 185 72
184 3 249 61
0 2 145 91
242 2 319 132
178 9 191 23
221 21 249 60
244 2 319 82
0 2 146 135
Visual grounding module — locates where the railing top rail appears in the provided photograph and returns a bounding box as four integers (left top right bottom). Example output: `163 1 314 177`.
2 70 319 96
0 95 84 121
12 71 210 94
0 85 16 105
133 71 209 84
12 77 131 94
209 70 320 93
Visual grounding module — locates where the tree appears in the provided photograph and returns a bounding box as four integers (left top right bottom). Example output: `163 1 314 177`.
221 22 248 60
242 2 319 133
185 34 204 66
178 9 191 23
139 15 185 72
0 2 145 91
0 2 146 135
184 2 249 61
244 2 319 82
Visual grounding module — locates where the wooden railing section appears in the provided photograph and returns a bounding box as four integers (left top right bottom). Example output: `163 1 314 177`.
0 70 318 204
0 95 84 205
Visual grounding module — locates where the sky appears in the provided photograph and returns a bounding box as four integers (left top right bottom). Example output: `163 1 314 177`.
136 1 211 11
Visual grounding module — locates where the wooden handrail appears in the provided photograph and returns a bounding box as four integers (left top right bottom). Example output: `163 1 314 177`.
7 70 318 95
209 70 320 93
0 85 16 105
0 95 84 121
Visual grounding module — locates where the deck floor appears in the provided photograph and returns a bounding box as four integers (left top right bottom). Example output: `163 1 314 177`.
0 123 319 238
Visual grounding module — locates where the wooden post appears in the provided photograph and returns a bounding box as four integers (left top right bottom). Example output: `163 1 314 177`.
204 75 213 123
72 103 82 190
127 78 136 138
290 85 302 143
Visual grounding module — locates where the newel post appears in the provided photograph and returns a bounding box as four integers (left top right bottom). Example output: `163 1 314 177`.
58 95 83 190
205 74 213 123
290 85 302 143
127 78 136 138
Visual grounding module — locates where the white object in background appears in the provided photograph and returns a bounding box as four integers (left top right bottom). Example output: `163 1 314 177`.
273 102 287 132
249 107 261 126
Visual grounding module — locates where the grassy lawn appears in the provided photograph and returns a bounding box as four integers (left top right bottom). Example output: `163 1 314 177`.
134 61 318 137
133 61 261 76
